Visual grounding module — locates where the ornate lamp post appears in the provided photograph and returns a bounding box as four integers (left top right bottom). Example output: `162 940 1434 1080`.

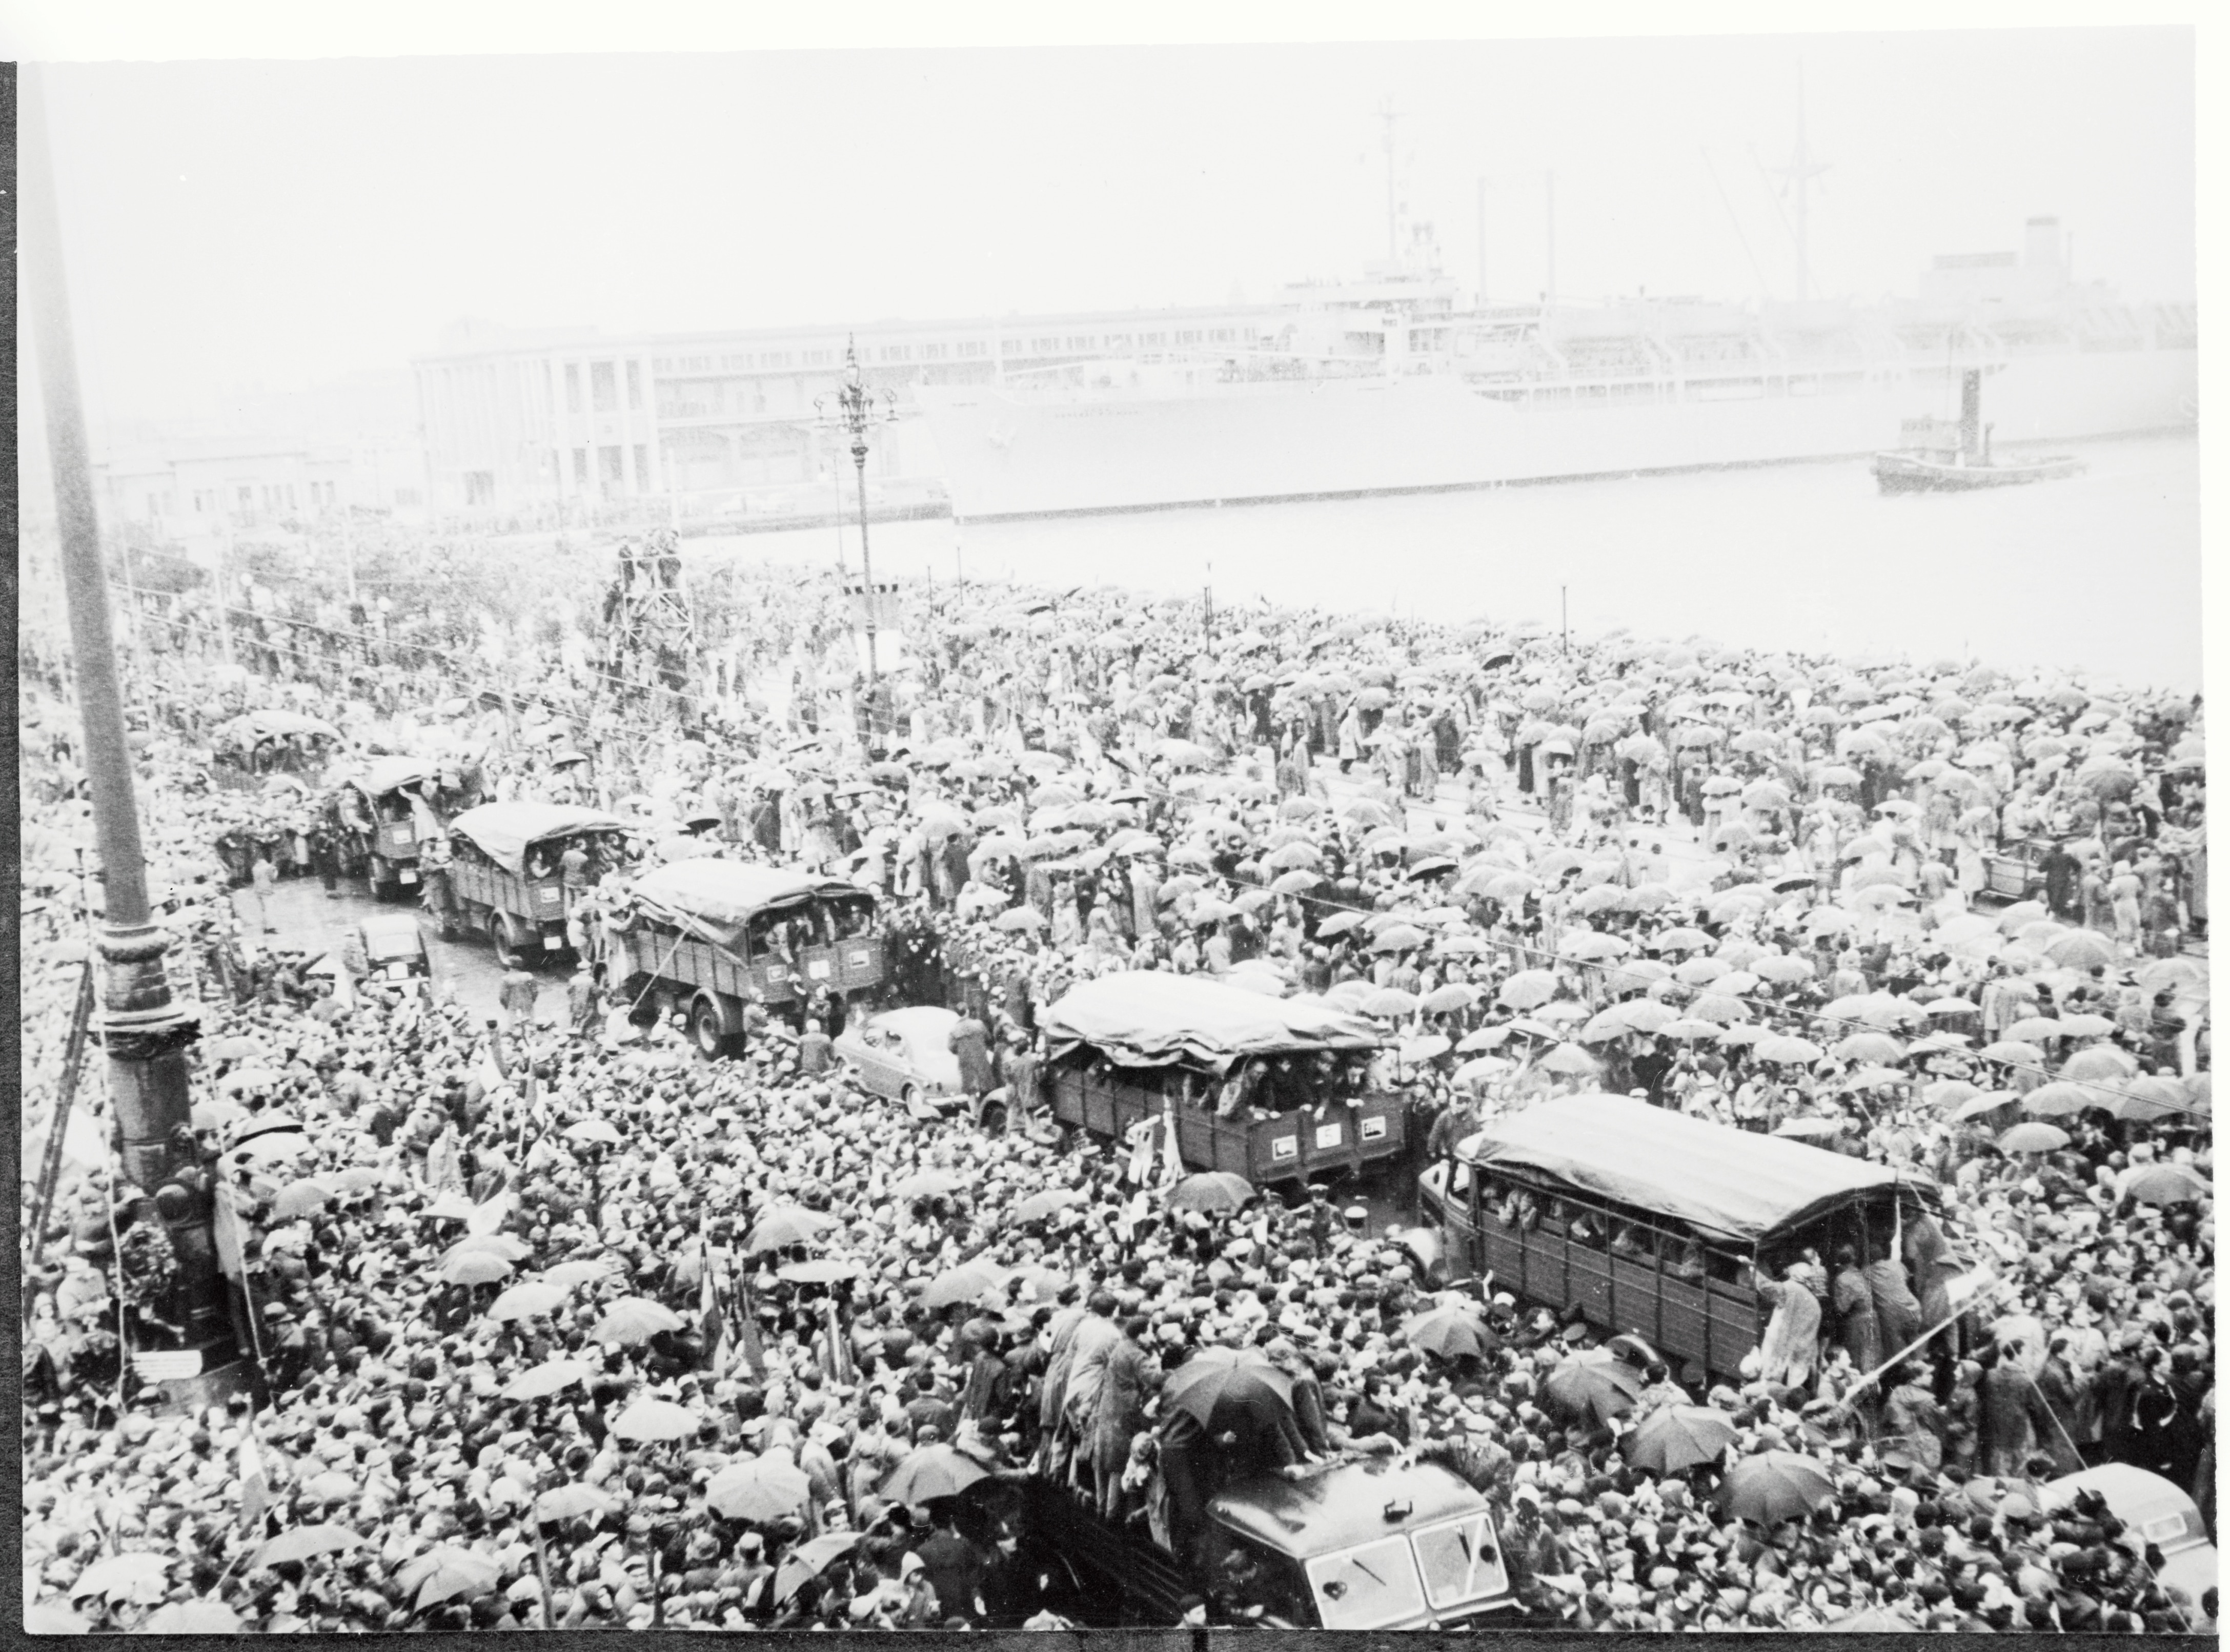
816 337 898 687
24 71 243 1401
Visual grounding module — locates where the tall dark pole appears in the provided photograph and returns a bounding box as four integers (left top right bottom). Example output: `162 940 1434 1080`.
853 431 876 685
22 70 240 1391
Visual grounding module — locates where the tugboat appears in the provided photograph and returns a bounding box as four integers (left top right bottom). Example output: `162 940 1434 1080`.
1873 368 2083 493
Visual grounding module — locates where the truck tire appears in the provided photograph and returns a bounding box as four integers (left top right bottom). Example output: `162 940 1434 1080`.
691 996 735 1059
488 910 522 969
977 1100 1007 1135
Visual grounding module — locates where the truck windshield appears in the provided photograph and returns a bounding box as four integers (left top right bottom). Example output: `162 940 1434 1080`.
1303 1536 1426 1629
1411 1514 1506 1609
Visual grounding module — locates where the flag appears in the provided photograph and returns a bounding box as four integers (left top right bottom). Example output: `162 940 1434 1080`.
1158 1100 1184 1189
699 1257 724 1358
238 1424 270 1535
733 1280 766 1378
474 1037 508 1094
820 1298 855 1385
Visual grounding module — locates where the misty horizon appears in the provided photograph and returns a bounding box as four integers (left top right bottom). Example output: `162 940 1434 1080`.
33 29 2195 429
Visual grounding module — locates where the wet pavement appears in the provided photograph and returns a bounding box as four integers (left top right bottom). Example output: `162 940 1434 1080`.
226 873 574 1026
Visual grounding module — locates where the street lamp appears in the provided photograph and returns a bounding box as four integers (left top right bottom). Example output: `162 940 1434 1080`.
815 336 898 687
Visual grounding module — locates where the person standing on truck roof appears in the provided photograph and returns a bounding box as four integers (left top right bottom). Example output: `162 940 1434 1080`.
559 840 591 906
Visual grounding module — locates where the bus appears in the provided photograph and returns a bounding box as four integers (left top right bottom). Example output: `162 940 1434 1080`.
608 859 886 1056
1435 1093 1984 1383
1040 971 1412 1191
445 803 632 966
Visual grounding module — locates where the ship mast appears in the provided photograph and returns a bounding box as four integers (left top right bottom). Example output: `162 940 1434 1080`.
1772 60 1832 300
1376 96 1402 266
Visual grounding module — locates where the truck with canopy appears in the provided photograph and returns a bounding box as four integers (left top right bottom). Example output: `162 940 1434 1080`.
1438 1094 1983 1383
445 802 632 966
329 756 437 900
1020 1344 1512 1628
1040 971 1410 1189
609 858 885 1055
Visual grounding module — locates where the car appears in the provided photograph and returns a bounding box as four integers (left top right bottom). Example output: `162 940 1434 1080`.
2040 1464 2217 1630
1981 835 2055 904
356 912 432 982
834 1005 979 1115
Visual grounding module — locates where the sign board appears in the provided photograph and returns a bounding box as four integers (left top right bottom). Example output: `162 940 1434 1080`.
844 581 903 631
1314 1123 1345 1151
1270 1135 1299 1162
1360 1115 1388 1141
133 1349 204 1381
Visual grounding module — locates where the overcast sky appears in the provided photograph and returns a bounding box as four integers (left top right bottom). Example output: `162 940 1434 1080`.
35 27 2194 423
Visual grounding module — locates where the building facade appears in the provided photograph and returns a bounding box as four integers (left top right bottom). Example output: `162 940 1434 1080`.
412 304 1273 516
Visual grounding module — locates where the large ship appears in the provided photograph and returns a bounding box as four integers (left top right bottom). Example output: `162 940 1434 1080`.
916 219 2196 523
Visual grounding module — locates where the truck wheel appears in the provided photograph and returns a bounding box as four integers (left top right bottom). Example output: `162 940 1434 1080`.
978 1102 1007 1135
900 1084 921 1108
488 911 521 969
691 998 729 1059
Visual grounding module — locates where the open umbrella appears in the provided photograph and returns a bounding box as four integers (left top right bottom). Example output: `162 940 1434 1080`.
269 1178 332 1221
562 1117 624 1147
595 1296 685 1344
540 1258 617 1289
611 1396 702 1443
920 1258 1007 1311
1167 1171 1256 1213
139 1599 244 1633
1545 1348 1641 1425
745 1206 837 1254
2061 1047 2138 1083
880 1442 991 1506
1538 1044 1601 1076
891 1169 966 1201
1006 1187 1088 1225
398 1546 501 1611
1361 987 1421 1019
2119 1163 2211 1206
437 1250 513 1287
1997 1122 2070 1155
1623 1404 1738 1473
487 1281 570 1322
2019 1081 2096 1119
500 1359 596 1401
535 1483 620 1523
250 1524 366 1570
70 1553 173 1604
1497 970 1560 1010
774 1531 866 1604
1404 1304 1500 1362
1752 1034 1824 1065
1162 1347 1296 1434
1715 1450 1836 1526
706 1455 812 1521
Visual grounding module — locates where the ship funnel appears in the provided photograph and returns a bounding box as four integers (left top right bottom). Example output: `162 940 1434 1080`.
2024 216 2063 270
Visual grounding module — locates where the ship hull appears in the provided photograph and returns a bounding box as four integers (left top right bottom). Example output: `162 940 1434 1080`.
1871 451 2084 493
918 348 2196 521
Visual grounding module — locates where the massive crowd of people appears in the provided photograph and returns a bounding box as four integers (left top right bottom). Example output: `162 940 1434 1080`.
19 546 2214 1633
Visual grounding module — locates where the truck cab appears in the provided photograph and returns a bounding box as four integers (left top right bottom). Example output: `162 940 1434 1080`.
1021 1457 1513 1630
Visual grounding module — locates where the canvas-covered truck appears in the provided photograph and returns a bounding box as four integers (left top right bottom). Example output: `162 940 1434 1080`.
1437 1093 1991 1384
331 757 435 900
1039 971 1412 1191
607 859 886 1056
444 803 632 966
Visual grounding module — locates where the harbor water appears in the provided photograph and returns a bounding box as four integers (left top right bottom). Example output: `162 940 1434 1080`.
695 431 2201 692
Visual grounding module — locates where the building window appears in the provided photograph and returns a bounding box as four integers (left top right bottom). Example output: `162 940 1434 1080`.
959 341 986 358
566 364 582 414
574 448 589 486
723 354 748 369
600 445 624 486
633 444 649 490
592 361 618 414
464 473 495 507
805 350 833 365
626 361 642 411
395 488 421 507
